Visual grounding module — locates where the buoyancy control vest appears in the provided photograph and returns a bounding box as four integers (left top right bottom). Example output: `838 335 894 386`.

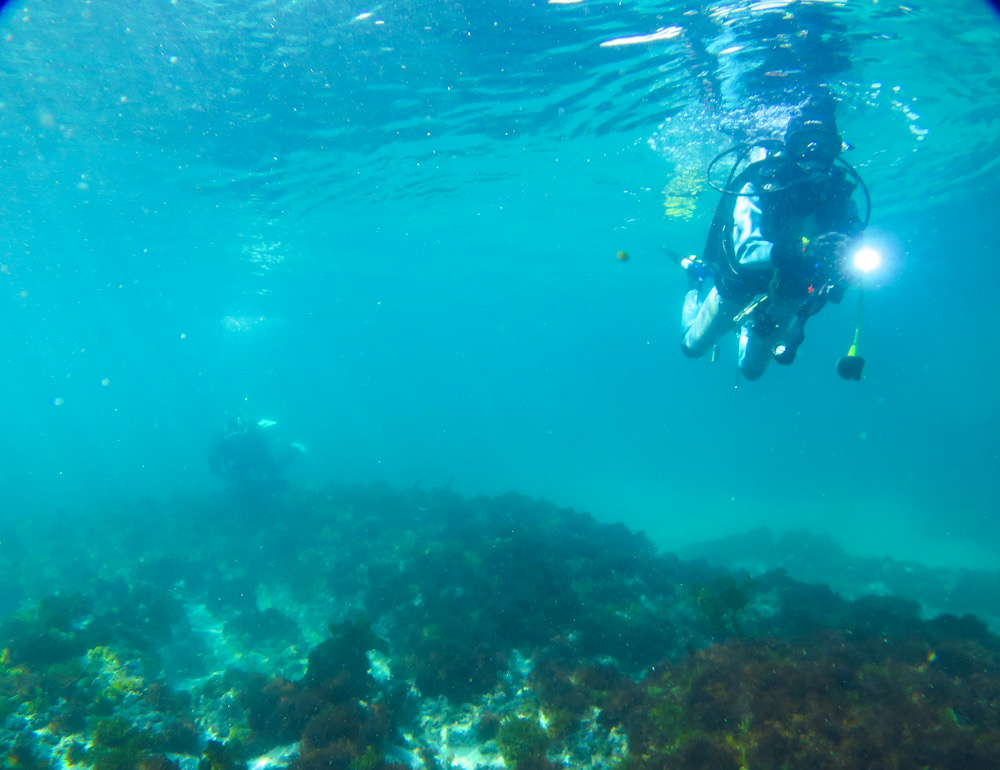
702 158 862 303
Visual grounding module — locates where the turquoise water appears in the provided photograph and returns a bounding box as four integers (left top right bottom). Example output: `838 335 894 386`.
0 5 997 557
3 0 997 566
2 2 1000 767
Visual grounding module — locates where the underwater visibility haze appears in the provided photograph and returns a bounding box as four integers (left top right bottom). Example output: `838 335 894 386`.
2 0 1000 560
2 0 1000 768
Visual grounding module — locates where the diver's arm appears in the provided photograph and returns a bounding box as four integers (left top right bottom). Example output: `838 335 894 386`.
732 184 775 271
820 196 864 287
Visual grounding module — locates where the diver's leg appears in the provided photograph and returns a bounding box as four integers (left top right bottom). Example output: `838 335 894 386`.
774 297 827 365
739 300 798 379
738 326 773 380
682 289 701 329
681 286 734 358
773 314 806 365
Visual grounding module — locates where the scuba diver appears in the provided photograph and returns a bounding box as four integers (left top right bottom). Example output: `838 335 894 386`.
679 97 869 380
208 414 305 494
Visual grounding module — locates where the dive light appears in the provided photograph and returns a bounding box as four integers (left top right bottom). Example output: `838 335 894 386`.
852 246 882 275
838 245 883 381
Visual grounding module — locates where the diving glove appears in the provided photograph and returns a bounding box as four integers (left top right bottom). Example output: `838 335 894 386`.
803 232 850 267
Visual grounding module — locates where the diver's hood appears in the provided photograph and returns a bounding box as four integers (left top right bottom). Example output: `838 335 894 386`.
784 116 842 170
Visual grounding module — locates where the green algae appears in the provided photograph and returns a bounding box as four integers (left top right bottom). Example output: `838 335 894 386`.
496 716 550 767
2 485 1000 769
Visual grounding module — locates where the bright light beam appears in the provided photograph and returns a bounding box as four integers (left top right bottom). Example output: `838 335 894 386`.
853 246 882 274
